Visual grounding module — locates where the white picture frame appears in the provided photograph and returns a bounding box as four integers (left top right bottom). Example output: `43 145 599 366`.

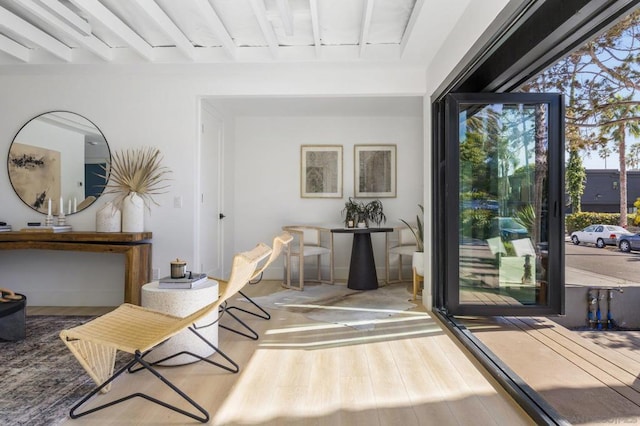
300 145 343 198
354 144 397 198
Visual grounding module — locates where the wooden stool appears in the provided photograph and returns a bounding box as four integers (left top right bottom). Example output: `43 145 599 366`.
412 267 424 301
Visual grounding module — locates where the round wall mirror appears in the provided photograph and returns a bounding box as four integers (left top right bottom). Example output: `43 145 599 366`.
7 111 110 215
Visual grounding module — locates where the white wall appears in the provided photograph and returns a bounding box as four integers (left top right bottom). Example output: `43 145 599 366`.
0 0 514 306
232 114 424 280
0 65 426 305
420 0 515 308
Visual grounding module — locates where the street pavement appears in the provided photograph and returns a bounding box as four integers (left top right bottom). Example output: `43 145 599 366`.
564 235 640 287
565 266 638 288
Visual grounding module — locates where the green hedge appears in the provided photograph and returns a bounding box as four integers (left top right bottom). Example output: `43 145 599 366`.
565 212 621 234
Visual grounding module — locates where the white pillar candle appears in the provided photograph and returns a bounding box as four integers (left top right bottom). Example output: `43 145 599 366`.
68 199 71 215
73 197 77 213
59 197 64 215
47 198 51 216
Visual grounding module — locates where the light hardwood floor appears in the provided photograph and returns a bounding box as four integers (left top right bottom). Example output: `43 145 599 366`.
42 281 533 425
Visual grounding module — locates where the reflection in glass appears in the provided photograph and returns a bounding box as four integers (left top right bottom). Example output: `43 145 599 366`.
458 103 549 307
7 112 110 215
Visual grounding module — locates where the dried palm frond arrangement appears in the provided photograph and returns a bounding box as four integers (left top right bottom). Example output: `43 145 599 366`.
100 147 171 209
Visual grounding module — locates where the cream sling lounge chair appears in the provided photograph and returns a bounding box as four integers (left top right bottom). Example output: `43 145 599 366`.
60 243 272 423
219 231 293 340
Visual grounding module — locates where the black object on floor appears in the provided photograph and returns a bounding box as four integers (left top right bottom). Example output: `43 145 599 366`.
0 292 27 341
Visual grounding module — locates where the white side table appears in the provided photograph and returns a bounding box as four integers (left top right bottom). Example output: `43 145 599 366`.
141 280 219 366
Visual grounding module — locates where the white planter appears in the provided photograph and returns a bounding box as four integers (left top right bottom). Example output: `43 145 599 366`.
96 202 121 232
121 192 144 232
412 251 424 276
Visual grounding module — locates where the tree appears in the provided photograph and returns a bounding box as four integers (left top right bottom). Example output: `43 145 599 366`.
521 54 591 213
628 143 640 170
598 144 612 168
522 9 640 220
600 95 640 226
566 150 586 212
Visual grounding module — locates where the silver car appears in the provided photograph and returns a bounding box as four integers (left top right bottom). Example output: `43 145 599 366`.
570 224 633 248
617 233 640 252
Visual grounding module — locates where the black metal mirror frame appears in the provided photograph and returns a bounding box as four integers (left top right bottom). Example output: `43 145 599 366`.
7 111 111 216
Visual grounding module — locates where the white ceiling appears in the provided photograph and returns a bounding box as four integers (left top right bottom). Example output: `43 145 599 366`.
0 0 456 66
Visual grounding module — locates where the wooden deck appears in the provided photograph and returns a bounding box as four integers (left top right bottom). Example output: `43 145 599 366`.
34 281 533 425
462 315 640 425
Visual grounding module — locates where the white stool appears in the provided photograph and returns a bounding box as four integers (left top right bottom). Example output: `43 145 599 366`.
141 280 219 366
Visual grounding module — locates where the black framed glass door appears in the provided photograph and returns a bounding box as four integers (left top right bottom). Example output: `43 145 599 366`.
438 93 564 316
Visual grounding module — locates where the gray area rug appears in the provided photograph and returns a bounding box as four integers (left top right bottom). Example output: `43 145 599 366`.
241 283 417 330
0 315 127 426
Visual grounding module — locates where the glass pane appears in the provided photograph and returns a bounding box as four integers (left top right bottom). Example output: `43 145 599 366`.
458 102 549 307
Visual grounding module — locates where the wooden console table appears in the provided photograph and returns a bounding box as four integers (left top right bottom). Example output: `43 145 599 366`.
0 231 152 305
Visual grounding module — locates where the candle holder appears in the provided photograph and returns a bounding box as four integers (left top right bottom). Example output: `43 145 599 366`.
57 212 66 226
45 214 54 226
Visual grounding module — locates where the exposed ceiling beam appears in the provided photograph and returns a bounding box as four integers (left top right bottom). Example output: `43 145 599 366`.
359 0 375 57
132 0 196 60
0 5 71 61
399 0 424 57
68 0 154 61
40 0 91 36
15 0 112 61
0 33 29 62
249 0 279 57
309 0 321 57
192 0 236 59
277 0 294 36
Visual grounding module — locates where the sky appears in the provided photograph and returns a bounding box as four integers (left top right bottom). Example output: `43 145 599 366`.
581 151 610 170
576 135 640 170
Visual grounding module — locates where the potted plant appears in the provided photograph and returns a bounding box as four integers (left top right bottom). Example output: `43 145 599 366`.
341 197 386 227
100 147 171 232
400 204 424 275
342 197 362 227
365 199 386 227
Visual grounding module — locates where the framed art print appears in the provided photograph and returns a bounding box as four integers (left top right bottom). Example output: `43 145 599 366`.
354 144 396 197
301 145 343 198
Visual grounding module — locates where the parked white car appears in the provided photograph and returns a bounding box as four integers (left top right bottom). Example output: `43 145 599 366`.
570 224 633 248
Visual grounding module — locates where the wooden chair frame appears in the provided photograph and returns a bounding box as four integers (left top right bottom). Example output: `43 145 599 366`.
386 226 418 283
282 225 334 290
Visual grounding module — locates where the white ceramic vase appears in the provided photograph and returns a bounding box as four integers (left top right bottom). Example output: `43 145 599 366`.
96 201 121 232
121 192 144 232
412 251 424 276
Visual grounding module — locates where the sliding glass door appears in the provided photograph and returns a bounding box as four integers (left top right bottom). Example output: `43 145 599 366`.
439 93 564 316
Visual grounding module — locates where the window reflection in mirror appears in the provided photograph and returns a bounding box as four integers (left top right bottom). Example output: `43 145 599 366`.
7 111 110 215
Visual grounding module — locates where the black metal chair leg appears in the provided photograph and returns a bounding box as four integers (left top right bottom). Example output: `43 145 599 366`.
70 351 210 423
226 290 271 320
219 306 260 340
129 326 239 374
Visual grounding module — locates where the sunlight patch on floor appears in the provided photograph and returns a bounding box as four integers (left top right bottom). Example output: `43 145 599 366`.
275 302 426 316
260 327 443 348
264 313 431 335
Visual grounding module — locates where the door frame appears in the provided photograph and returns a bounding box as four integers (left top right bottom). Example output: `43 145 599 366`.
436 92 565 316
196 101 225 278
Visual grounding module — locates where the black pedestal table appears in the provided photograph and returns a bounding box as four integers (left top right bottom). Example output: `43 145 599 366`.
331 227 393 290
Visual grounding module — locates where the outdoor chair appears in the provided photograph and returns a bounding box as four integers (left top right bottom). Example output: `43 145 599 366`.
282 225 334 290
59 243 272 423
217 231 293 340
